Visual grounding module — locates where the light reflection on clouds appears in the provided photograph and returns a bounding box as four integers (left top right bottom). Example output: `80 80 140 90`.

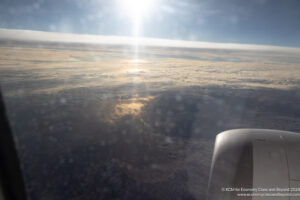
114 96 156 118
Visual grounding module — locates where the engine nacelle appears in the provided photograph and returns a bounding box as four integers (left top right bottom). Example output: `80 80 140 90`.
207 129 300 200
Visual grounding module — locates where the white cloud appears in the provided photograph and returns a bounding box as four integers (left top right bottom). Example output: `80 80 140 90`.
1 28 300 54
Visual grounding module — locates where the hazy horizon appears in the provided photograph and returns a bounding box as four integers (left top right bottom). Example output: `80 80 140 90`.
2 28 300 52
1 0 300 47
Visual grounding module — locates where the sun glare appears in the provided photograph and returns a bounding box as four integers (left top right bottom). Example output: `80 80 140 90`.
119 0 158 64
120 0 159 36
121 0 158 20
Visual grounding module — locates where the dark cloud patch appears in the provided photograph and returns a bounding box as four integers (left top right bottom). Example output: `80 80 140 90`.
141 86 300 139
2 83 300 200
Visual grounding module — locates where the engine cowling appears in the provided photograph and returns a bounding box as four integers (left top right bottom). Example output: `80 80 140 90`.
207 129 300 200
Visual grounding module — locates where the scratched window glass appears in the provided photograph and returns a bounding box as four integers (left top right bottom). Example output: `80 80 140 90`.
0 0 300 199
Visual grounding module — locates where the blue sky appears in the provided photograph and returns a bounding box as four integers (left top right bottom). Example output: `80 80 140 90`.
1 0 300 47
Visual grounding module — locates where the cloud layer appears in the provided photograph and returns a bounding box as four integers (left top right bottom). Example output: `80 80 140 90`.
1 35 300 200
2 28 300 53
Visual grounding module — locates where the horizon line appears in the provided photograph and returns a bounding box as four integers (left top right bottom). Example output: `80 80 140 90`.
1 28 300 53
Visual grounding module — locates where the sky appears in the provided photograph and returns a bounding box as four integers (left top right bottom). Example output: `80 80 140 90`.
1 0 300 47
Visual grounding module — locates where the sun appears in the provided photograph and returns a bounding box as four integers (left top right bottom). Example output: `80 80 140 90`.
121 0 158 20
119 0 159 36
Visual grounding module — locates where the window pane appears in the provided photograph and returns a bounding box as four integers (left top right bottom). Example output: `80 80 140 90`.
1 0 300 199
